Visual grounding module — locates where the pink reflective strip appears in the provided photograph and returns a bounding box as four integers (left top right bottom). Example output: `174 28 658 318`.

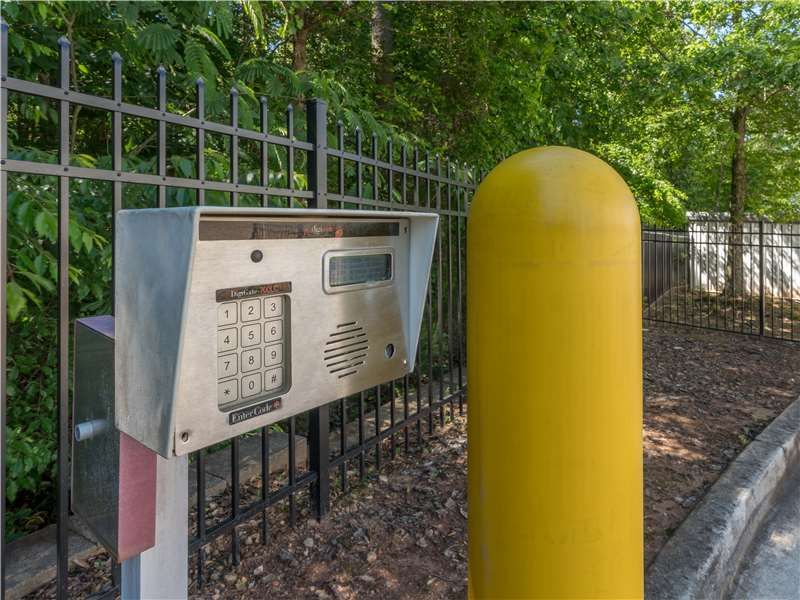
117 432 157 561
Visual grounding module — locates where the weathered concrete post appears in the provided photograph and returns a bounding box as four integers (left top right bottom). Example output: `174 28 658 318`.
467 146 643 598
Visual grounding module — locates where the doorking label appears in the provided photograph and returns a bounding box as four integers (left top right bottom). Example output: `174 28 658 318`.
216 281 291 302
229 398 283 425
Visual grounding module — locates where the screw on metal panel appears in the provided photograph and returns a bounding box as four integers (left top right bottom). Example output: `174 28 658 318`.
181 431 190 442
251 249 263 263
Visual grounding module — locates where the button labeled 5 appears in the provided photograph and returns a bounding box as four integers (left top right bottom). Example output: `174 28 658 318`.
240 323 261 347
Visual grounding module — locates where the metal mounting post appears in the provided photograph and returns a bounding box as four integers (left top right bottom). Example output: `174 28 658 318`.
122 455 189 600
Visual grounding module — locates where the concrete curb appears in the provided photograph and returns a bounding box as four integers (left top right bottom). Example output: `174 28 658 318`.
646 396 800 600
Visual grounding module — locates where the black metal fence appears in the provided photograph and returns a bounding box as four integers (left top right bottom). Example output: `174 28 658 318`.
1 26 472 598
643 220 800 341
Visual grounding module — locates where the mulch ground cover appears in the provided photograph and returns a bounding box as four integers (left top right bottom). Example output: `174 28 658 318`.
643 323 800 564
26 323 800 599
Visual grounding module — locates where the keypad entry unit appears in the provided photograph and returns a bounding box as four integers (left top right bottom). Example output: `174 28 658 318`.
115 207 438 457
216 293 290 409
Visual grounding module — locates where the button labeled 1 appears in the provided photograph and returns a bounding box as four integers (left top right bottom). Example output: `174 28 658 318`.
218 302 237 326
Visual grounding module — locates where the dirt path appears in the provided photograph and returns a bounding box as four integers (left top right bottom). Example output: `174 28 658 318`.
28 324 800 598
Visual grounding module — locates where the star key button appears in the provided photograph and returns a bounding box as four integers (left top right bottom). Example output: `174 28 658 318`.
218 379 239 404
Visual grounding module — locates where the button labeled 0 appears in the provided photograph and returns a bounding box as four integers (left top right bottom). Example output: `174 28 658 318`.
241 372 261 398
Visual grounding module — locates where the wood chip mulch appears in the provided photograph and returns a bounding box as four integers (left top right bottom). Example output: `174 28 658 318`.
26 323 800 598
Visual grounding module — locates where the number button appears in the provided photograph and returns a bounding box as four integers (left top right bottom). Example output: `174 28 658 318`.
241 348 261 373
241 373 262 398
264 319 283 343
218 379 238 404
263 367 283 391
218 328 237 353
264 343 283 367
240 299 261 322
217 354 238 379
217 302 237 326
264 296 283 318
240 323 261 347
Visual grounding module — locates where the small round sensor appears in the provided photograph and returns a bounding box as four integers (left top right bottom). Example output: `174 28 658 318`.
251 249 264 263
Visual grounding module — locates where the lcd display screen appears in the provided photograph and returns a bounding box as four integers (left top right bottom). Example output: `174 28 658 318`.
329 253 392 287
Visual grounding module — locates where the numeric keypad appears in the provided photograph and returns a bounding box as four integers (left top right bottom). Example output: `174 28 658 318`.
216 294 288 407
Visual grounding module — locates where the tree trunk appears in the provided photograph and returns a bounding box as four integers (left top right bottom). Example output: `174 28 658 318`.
290 9 315 106
292 24 310 73
724 104 748 297
371 2 394 106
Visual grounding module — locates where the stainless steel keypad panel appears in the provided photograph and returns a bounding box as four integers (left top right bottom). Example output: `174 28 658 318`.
216 294 290 409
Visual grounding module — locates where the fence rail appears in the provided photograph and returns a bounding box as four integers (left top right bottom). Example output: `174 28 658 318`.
1 24 473 599
643 220 800 341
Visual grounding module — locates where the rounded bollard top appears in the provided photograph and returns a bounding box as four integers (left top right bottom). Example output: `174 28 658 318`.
470 146 639 233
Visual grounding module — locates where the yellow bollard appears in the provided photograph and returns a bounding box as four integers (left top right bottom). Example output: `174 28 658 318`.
467 147 643 599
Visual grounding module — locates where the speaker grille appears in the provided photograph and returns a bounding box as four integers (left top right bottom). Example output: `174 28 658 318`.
324 322 368 378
